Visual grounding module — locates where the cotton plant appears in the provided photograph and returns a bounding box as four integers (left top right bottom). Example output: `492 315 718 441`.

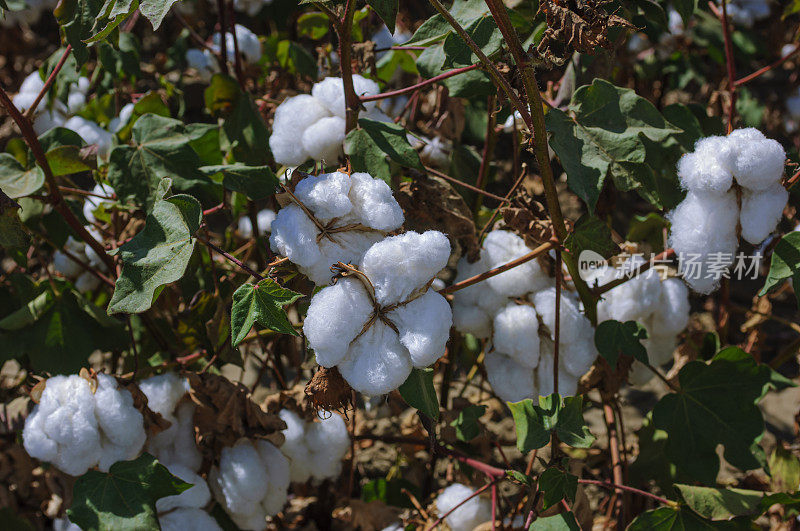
586 257 691 385
184 24 261 82
52 228 111 293
269 170 404 285
304 230 453 396
668 128 787 294
0 0 58 27
268 75 390 167
435 483 492 531
154 460 221 531
22 373 147 476
138 372 203 472
451 230 597 402
278 410 350 483
208 438 291 530
238 209 276 238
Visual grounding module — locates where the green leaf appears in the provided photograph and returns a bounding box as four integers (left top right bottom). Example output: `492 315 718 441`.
108 114 211 211
672 0 697 27
0 507 35 531
206 75 271 165
626 212 668 250
138 0 180 29
768 446 800 493
508 394 595 453
594 320 649 366
199 164 280 201
356 118 423 170
115 91 170 143
55 0 104 67
675 484 764 520
405 14 450 46
0 153 45 199
46 145 97 176
545 79 683 211
361 477 421 509
86 0 137 43
0 191 29 251
275 40 317 79
564 214 619 261
529 512 580 530
97 32 141 80
538 467 578 510
39 126 86 152
345 128 391 183
652 347 777 484
68 453 191 530
442 15 502 68
398 368 439 420
366 0 398 33
297 12 330 39
415 45 493 97
108 191 202 315
230 278 302 346
0 287 127 374
627 507 737 530
760 232 800 307
450 404 486 441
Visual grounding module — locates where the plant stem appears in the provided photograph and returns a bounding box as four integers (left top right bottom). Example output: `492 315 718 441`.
735 44 799 86
360 64 481 102
719 0 737 132
579 479 676 507
24 45 72 119
0 85 116 272
338 0 360 133
593 249 676 295
424 166 508 203
196 233 265 281
439 240 557 294
215 0 230 74
473 94 497 213
425 478 500 531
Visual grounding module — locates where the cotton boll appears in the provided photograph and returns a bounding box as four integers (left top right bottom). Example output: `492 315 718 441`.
452 301 494 339
560 333 597 378
213 440 270 516
186 49 218 82
53 250 85 279
94 374 146 471
483 230 550 297
74 271 101 293
301 116 346 163
32 109 67 135
294 172 353 221
536 340 579 397
727 128 786 191
740 185 788 244
157 463 211 511
484 352 536 403
361 230 451 306
278 410 313 482
653 278 690 336
532 288 592 345
63 116 113 158
492 304 540 369
419 136 452 169
677 143 733 194
435 484 492 531
238 209 277 238
628 361 656 386
338 322 413 396
313 230 386 285
159 509 221 531
212 25 261 63
348 173 405 230
304 279 373 367
254 439 290 510
667 190 739 294
311 75 380 118
53 517 81 531
269 204 324 270
269 95 331 166
389 290 452 367
152 401 203 472
139 373 188 417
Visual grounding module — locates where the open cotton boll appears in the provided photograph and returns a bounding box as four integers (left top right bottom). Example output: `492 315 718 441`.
278 410 313 482
667 190 738 294
212 24 262 63
33 109 67 135
388 290 452 367
311 75 380 118
597 261 662 324
532 287 594 347
643 333 678 366
210 438 290 529
301 116 346 163
157 463 211 511
419 136 452 169
435 484 492 531
483 230 550 297
63 116 113 158
139 372 188 417
280 410 350 483
12 71 45 111
23 374 146 476
536 340 580 397
159 509 222 531
75 271 101 293
348 172 405 230
484 352 537 403
185 49 219 82
294 171 353 221
740 185 788 244
269 94 331 166
53 249 85 279
149 401 203 472
653 278 690 336
361 230 451 305
338 322 414 396
677 136 734 194
238 209 276 238
492 304 540 369
727 128 786 191
450 255 508 338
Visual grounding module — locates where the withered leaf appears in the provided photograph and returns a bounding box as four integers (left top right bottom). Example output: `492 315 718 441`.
304 366 353 416
396 175 479 260
500 189 556 248
124 382 173 437
187 372 285 452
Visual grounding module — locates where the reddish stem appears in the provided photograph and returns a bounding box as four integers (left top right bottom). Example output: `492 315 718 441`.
718 0 738 132
735 44 800 86
425 479 500 531
360 64 481 102
424 166 508 203
23 45 73 119
196 233 265 281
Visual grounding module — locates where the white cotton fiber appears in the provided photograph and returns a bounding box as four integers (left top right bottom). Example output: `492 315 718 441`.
740 185 788 244
435 483 492 531
532 288 593 346
156 462 211 511
311 75 380 118
279 410 350 483
210 438 290 529
482 230 550 297
270 171 404 285
53 249 84 279
677 137 733 194
348 172 405 230
338 322 413 396
643 332 678 366
452 301 494 339
269 95 330 167
360 230 451 305
652 278 690 336
492 304 540 369
450 255 507 338
303 279 373 367
389 290 452 367
727 128 786 191
238 209 276 238
211 24 261 63
139 372 187 417
75 271 101 293
419 136 452 169
484 353 536 403
536 340 579 398
23 374 145 476
63 116 113 158
301 116 346 163
159 508 222 531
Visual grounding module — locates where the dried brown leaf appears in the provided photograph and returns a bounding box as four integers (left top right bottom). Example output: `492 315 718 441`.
304 366 353 416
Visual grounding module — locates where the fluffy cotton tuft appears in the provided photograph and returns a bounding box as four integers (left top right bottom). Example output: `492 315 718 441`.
482 230 550 297
211 24 261 63
279 410 350 483
210 438 290 530
269 171 404 285
740 184 788 244
238 209 276 238
159 509 222 531
270 75 381 166
435 484 492 531
22 374 145 476
303 231 452 395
